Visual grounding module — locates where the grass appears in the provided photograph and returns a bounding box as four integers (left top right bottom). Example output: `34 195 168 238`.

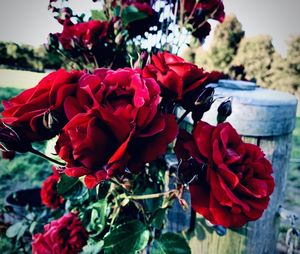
291 117 300 159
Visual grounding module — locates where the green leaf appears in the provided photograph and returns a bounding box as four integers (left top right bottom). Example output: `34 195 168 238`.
91 10 107 21
121 6 148 27
114 5 121 16
17 224 28 241
150 208 167 229
103 220 150 253
6 222 24 238
57 174 80 196
151 233 191 254
29 221 37 234
87 199 107 235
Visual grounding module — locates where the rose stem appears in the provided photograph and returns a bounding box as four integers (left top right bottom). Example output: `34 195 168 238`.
29 148 66 166
177 110 190 124
128 189 178 200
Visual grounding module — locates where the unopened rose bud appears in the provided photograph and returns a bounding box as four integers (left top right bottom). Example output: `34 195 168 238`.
133 51 149 69
194 87 215 107
0 122 32 153
192 87 215 122
217 98 232 123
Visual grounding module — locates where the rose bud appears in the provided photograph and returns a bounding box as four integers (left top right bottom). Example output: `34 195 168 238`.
191 87 215 122
217 97 232 123
134 51 149 69
0 122 32 153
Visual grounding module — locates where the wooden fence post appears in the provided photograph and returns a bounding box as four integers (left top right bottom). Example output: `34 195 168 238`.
167 80 298 254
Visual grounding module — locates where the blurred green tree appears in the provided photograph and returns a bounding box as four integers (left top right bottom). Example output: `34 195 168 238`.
184 15 245 72
232 35 275 87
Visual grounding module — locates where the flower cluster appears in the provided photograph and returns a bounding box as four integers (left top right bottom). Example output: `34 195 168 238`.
1 1 277 253
32 212 88 254
47 0 225 69
0 52 274 230
48 0 159 68
54 67 178 188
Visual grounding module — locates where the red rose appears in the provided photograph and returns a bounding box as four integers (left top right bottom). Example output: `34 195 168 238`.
143 52 222 107
32 212 88 254
175 121 274 228
56 68 178 188
58 20 109 51
176 0 224 41
1 69 83 141
41 166 64 209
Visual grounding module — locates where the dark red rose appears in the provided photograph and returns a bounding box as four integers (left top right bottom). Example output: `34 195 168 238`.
41 166 64 209
32 212 88 254
56 68 178 188
58 20 109 51
1 69 83 141
175 121 274 228
143 52 222 108
175 0 224 41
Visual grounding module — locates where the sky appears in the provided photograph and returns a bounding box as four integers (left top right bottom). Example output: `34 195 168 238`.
0 0 299 56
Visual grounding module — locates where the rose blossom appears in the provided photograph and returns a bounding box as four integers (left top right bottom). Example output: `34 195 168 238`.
175 121 274 228
55 68 178 188
58 19 109 51
32 212 88 254
41 166 64 209
143 52 222 108
1 69 83 141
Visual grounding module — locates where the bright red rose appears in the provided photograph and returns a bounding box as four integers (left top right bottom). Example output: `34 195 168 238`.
175 121 274 228
32 212 88 254
143 52 222 107
41 166 64 209
1 69 83 141
56 68 178 188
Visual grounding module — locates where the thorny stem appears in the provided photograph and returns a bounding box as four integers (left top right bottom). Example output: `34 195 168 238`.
177 110 190 124
128 189 178 200
29 148 66 166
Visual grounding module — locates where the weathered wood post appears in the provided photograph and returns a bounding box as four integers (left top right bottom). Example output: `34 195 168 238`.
168 80 297 254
